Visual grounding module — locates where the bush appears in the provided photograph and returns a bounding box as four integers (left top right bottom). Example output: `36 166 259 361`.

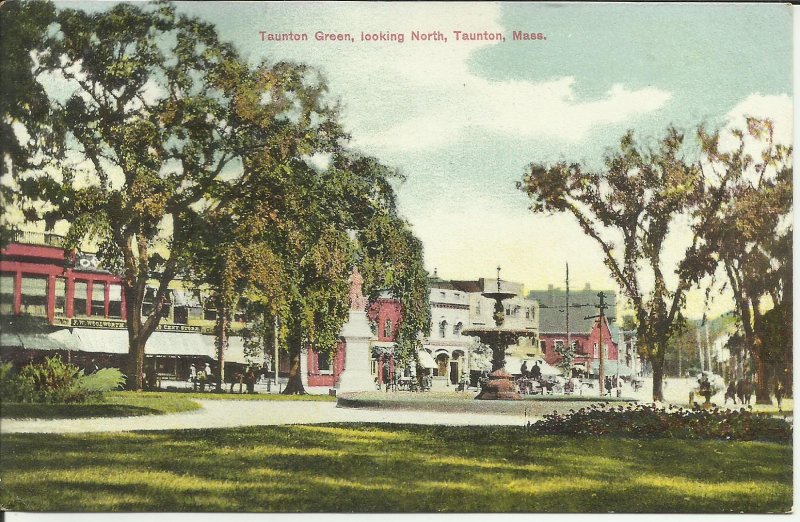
82 368 126 393
0 357 125 404
529 402 791 442
15 356 89 403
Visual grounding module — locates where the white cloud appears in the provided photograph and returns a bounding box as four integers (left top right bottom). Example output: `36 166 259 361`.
724 93 792 144
266 4 672 155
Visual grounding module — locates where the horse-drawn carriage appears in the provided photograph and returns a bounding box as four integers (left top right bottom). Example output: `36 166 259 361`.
689 371 724 406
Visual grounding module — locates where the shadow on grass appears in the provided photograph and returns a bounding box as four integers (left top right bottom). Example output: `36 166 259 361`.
0 423 792 513
0 403 166 419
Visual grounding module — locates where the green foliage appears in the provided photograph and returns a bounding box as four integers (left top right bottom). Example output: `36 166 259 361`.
693 118 792 399
530 403 791 442
553 341 576 376
81 368 126 393
3 357 87 403
517 123 789 401
0 358 127 404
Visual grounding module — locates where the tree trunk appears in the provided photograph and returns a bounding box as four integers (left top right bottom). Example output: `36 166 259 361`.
215 299 229 393
651 343 666 402
282 341 306 395
124 281 145 391
752 348 772 404
127 337 145 392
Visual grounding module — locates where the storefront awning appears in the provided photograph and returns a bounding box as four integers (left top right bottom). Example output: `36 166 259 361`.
71 328 130 354
417 349 436 369
6 324 256 364
146 331 216 358
0 328 79 351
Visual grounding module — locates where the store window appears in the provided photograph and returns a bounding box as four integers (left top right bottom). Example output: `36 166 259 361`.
108 284 122 318
173 306 188 324
54 278 67 316
0 274 15 315
142 288 155 317
439 320 447 339
20 275 48 316
73 281 88 316
203 301 217 321
91 282 106 316
384 318 392 339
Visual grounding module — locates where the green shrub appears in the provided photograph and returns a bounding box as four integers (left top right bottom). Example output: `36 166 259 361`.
1 358 128 404
15 356 89 403
82 368 126 393
0 362 35 403
529 403 792 442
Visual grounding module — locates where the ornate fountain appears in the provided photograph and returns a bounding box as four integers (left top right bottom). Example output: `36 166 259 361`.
461 267 537 400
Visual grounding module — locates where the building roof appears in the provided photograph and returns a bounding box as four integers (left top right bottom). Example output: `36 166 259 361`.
530 284 617 334
539 306 600 334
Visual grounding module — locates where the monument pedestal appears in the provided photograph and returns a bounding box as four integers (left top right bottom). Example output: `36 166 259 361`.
335 282 377 393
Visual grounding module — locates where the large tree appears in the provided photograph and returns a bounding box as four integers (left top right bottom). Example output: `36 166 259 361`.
0 0 56 244
181 59 343 392
694 119 792 402
518 128 736 401
11 2 250 389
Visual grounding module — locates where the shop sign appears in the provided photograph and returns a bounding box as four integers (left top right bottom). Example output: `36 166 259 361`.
71 318 200 333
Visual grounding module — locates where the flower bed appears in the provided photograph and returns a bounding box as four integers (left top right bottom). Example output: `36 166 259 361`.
529 403 791 442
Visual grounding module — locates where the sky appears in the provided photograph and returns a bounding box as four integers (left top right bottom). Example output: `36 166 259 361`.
49 1 794 319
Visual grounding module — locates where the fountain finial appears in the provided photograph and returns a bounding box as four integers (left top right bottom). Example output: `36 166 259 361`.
496 265 501 292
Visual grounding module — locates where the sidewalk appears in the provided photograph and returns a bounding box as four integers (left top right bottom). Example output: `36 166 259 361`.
0 399 530 434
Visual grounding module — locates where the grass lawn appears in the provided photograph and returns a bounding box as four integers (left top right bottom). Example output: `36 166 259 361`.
0 424 791 512
0 391 334 419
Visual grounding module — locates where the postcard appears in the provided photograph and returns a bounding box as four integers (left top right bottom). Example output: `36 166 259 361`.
0 1 793 515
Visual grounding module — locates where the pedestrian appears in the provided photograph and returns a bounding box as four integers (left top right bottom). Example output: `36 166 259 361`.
774 378 784 412
604 376 612 396
531 361 541 380
197 365 207 392
699 374 711 404
520 361 529 379
188 364 197 383
245 367 256 394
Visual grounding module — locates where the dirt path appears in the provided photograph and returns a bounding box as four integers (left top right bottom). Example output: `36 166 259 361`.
0 399 530 434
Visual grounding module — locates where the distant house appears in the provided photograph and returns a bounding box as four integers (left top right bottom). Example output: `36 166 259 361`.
531 284 623 376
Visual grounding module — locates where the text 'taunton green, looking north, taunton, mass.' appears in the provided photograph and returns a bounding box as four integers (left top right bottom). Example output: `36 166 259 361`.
258 30 547 43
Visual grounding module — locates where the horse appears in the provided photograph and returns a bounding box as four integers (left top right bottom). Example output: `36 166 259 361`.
736 379 752 405
724 382 737 405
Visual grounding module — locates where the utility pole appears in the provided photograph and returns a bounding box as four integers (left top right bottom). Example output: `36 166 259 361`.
585 291 608 396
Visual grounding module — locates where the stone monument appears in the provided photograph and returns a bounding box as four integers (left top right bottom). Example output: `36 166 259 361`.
335 267 377 393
